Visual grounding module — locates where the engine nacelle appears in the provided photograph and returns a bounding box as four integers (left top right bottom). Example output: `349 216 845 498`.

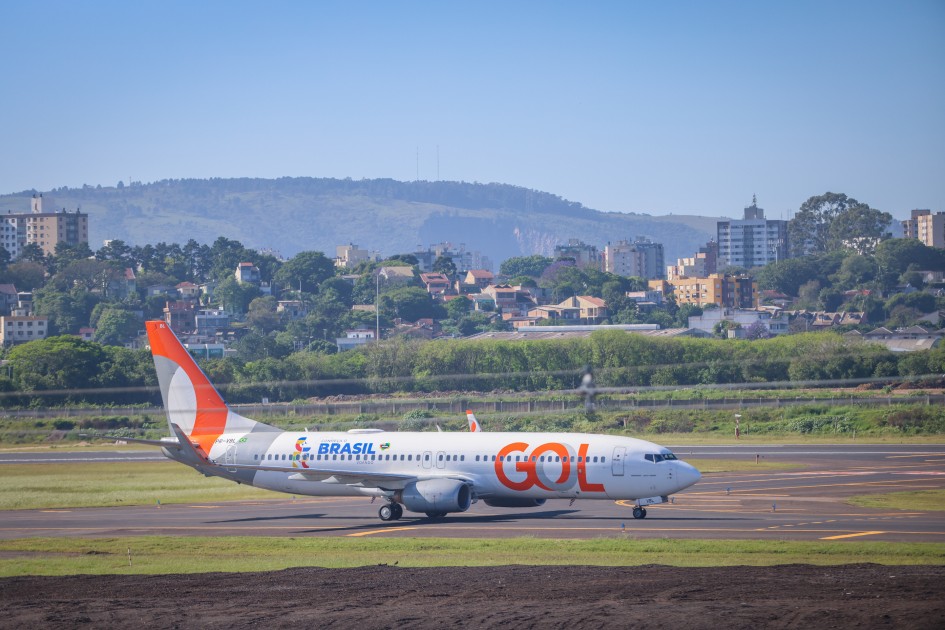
483 498 547 508
397 479 471 514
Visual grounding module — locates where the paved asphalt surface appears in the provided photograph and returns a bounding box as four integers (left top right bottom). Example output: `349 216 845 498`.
1 444 943 542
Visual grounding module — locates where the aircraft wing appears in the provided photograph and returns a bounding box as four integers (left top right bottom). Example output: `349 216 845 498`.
212 461 477 490
211 461 420 488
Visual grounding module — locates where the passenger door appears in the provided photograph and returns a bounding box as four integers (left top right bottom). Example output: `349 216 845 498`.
611 446 625 476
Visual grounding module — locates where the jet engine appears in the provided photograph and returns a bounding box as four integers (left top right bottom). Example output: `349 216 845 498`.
397 479 472 514
483 498 547 508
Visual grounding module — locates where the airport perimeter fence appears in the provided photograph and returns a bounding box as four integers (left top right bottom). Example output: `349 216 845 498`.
4 393 942 420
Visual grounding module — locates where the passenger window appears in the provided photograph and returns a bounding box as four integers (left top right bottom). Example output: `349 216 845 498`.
400 455 405 461
602 457 606 463
475 455 480 462
408 455 413 461
425 454 430 461
492 455 497 461
460 455 465 461
438 454 443 461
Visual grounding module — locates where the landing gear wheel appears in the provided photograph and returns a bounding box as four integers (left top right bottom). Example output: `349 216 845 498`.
391 503 403 520
632 506 647 519
379 504 394 521
425 511 446 519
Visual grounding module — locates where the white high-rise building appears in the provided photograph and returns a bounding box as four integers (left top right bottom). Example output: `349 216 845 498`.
716 197 788 269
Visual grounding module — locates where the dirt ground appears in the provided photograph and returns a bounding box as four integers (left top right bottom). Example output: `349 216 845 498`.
1 564 943 629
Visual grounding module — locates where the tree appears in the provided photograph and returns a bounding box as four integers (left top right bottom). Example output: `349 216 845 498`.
788 192 891 256
213 276 261 315
500 255 553 278
246 296 281 333
273 251 335 294
444 295 472 320
0 261 45 291
33 287 100 334
432 255 457 278
93 309 142 346
875 238 945 275
380 286 444 322
16 243 46 265
8 335 107 392
831 254 878 291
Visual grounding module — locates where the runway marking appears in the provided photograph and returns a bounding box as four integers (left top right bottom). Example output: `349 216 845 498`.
39 510 71 513
347 527 421 537
820 531 886 540
187 506 223 509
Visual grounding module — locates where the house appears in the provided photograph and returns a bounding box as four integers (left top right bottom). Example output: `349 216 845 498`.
527 304 581 323
106 268 137 300
176 282 201 301
163 301 196 333
419 273 451 298
235 262 261 285
277 300 307 320
860 326 944 352
78 327 95 341
378 266 415 285
195 309 230 337
556 296 608 323
0 315 49 346
337 328 376 352
463 269 494 289
688 308 790 336
146 284 175 298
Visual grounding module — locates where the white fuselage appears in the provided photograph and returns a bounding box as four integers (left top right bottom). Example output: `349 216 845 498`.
193 430 701 502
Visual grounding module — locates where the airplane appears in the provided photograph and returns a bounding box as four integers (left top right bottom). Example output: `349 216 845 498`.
127 320 701 522
466 409 481 432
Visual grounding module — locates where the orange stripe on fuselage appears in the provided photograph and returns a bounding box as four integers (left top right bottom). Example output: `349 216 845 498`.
146 321 228 454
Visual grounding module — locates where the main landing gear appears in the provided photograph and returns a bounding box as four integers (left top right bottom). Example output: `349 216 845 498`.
379 502 404 521
632 506 648 519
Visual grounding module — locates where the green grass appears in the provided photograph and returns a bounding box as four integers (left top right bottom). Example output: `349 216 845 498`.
847 488 945 512
0 537 942 576
0 461 283 510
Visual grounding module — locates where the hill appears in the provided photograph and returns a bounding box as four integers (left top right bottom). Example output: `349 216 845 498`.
0 178 717 265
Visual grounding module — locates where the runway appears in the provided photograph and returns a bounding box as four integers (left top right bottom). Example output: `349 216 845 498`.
2 444 943 542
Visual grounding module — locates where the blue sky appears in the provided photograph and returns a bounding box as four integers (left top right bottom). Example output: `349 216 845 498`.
1 0 942 219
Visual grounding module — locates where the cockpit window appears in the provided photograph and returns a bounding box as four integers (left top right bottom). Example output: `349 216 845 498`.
645 453 677 463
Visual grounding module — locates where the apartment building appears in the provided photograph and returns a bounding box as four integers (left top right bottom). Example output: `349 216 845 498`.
335 243 374 268
0 315 49 346
902 209 945 248
716 198 788 268
0 194 89 258
554 239 600 270
650 274 758 309
603 238 665 279
667 241 718 281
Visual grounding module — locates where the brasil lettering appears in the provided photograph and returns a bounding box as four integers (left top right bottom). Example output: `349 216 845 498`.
495 442 605 493
317 442 378 456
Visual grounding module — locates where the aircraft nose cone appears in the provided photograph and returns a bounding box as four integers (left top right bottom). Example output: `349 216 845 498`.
677 462 701 490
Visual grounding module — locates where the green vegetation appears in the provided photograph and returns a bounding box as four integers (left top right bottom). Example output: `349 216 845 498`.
847 489 945 512
3 396 945 447
0 462 282 510
681 459 803 473
1 537 942 576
